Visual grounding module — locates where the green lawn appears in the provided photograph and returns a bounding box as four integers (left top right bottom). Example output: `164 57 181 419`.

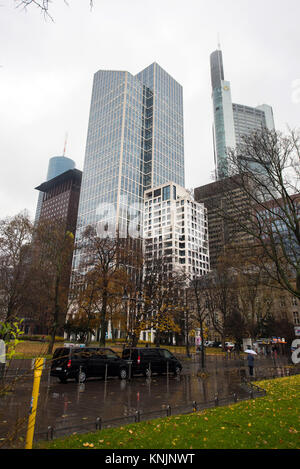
36 375 300 450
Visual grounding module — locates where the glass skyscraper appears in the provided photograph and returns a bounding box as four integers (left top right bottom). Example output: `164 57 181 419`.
210 49 275 180
73 63 184 270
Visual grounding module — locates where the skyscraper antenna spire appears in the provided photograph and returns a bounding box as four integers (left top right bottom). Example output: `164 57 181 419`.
217 33 221 50
63 132 68 157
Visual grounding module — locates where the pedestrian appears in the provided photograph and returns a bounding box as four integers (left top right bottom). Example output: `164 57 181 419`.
247 353 254 377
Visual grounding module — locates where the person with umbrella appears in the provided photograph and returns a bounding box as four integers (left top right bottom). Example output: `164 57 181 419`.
245 349 257 377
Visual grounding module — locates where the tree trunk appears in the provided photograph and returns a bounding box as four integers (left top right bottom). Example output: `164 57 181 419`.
200 322 206 369
131 333 139 348
47 275 61 355
155 330 161 347
99 291 108 346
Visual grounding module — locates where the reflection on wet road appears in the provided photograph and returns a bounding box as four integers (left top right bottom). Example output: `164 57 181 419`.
0 357 295 444
0 360 246 440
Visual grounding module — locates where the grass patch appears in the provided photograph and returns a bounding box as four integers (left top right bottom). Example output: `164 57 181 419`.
12 341 61 359
36 375 300 450
12 341 225 359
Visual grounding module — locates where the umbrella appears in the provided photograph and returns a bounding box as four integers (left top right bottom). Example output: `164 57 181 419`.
244 349 257 355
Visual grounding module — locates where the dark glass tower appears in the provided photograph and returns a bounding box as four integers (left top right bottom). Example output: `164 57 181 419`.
35 156 76 223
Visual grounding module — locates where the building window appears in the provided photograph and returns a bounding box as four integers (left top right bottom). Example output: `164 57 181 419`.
163 185 170 201
293 312 300 325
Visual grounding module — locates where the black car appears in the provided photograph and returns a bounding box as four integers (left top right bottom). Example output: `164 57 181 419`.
50 347 129 383
122 347 182 377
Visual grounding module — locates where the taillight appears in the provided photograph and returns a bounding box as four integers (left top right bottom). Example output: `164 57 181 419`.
67 359 71 368
137 355 141 365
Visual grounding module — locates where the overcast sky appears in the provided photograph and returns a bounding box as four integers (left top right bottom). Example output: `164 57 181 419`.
0 0 299 220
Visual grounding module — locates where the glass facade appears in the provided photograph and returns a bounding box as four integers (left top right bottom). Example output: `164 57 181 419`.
211 49 275 181
73 63 185 269
211 50 236 179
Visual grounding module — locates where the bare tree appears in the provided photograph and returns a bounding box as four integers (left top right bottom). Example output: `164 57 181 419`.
33 218 75 354
74 226 135 346
203 258 239 350
221 128 300 299
0 212 33 322
15 1 94 21
143 258 182 347
188 277 210 368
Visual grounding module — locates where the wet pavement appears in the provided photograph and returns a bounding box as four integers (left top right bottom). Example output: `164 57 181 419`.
0 355 298 447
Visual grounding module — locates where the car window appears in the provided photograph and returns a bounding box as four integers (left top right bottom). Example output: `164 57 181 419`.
122 349 130 359
123 349 137 359
71 348 92 359
85 349 105 359
159 349 173 359
105 349 119 359
141 349 160 358
53 348 68 359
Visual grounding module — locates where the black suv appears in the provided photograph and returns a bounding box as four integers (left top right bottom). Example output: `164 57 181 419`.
122 347 182 377
51 347 129 383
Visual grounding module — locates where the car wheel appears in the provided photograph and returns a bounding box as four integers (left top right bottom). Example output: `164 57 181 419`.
119 368 127 380
58 376 67 384
75 370 87 383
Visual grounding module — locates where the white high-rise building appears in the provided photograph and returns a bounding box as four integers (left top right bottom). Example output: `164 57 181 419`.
143 182 210 278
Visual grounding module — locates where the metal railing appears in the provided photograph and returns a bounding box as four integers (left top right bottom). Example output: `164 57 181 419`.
34 380 266 443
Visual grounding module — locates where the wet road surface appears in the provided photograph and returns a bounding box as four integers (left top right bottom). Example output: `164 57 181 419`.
0 355 296 446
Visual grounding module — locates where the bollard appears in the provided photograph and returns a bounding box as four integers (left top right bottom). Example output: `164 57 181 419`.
193 401 197 412
214 393 219 407
166 405 171 416
105 364 108 382
25 358 45 449
129 362 132 381
233 393 237 403
135 410 141 423
96 417 102 430
47 426 54 441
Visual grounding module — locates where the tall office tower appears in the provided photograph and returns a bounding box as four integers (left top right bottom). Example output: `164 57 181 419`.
73 63 185 271
35 156 76 224
144 182 210 278
210 48 275 180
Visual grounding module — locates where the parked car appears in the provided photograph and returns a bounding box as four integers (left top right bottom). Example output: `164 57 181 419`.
218 342 235 351
122 347 182 377
204 341 214 347
212 341 222 348
50 346 129 383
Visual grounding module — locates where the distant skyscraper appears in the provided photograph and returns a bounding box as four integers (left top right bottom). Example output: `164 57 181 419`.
35 156 76 224
73 63 185 271
210 48 275 180
35 168 82 235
